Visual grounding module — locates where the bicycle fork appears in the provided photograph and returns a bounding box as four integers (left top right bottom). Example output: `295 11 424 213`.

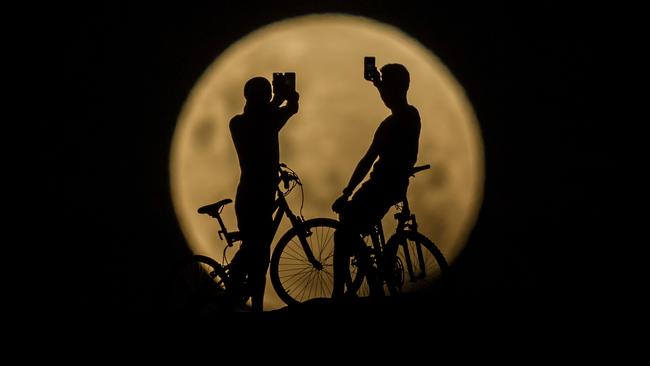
277 198 323 271
394 214 427 285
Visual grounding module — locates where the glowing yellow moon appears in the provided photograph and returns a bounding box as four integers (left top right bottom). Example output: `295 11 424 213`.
170 14 483 310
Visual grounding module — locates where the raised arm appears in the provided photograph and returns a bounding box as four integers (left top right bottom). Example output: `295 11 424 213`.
342 140 379 196
331 137 379 213
271 91 300 130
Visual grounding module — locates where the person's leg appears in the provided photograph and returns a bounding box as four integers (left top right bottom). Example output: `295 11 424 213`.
248 240 271 312
229 201 255 307
332 180 404 299
224 243 258 310
246 196 275 312
362 179 407 296
332 182 382 299
228 243 250 286
332 223 353 299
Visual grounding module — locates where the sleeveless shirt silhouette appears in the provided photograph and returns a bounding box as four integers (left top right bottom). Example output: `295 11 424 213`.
331 63 421 299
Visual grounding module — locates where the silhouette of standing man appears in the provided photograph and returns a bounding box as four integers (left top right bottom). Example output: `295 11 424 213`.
230 76 299 312
331 63 420 299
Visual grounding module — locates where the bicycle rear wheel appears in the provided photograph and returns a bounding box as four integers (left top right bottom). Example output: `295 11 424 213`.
167 255 231 314
383 230 449 295
271 218 362 306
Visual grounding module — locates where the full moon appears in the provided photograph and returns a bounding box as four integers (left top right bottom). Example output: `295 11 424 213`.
170 14 484 310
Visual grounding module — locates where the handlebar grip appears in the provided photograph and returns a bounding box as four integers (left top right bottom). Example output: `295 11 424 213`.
411 164 431 175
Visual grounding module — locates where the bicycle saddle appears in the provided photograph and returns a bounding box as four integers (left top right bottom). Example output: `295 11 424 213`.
197 199 233 217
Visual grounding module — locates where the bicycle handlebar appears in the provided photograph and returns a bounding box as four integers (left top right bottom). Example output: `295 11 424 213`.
279 163 300 189
411 164 431 176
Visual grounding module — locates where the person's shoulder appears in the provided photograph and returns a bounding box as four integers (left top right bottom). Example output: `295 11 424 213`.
407 105 421 119
230 113 245 123
229 114 245 130
377 115 392 132
406 106 421 130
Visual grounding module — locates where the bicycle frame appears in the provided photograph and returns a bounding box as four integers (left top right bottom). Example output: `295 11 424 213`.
365 221 387 265
360 194 430 287
392 199 428 282
205 168 324 271
270 187 323 270
266 163 445 303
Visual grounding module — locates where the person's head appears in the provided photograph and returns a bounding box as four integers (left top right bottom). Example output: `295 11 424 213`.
378 63 410 109
244 77 272 106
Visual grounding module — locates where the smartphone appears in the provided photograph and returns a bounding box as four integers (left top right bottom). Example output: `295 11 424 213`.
284 72 296 92
364 56 376 81
272 72 283 92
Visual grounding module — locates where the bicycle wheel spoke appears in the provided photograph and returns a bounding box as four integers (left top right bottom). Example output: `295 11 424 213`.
282 266 314 290
306 270 317 299
313 271 323 297
318 269 333 295
385 232 447 293
321 272 332 297
300 269 321 300
320 231 335 261
315 228 325 258
280 253 309 263
278 263 314 269
293 271 313 300
278 265 315 278
315 226 323 254
285 239 307 258
282 244 310 262
308 270 323 299
270 219 340 305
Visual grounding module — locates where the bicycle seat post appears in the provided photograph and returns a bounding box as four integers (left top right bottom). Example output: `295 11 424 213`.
198 199 237 246
402 197 412 217
215 213 228 240
376 221 386 251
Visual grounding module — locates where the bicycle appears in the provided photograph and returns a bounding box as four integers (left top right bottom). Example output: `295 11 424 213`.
166 163 339 313
293 164 450 301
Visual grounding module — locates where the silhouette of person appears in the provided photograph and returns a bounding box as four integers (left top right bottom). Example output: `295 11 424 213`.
331 63 420 299
229 76 299 311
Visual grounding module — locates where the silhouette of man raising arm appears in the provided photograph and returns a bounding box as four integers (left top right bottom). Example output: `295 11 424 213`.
229 76 299 312
331 63 420 299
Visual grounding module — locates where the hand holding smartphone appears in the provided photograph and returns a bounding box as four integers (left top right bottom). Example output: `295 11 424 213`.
364 56 376 81
273 72 296 96
284 72 296 93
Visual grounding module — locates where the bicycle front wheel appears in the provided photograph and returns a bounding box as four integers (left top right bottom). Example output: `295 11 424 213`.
383 230 449 296
270 218 340 306
167 255 230 314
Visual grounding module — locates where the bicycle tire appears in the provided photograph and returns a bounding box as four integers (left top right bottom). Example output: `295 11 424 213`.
270 218 364 306
167 255 231 314
382 230 449 295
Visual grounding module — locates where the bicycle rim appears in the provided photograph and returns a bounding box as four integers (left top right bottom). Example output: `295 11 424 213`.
383 231 448 295
270 218 340 305
167 255 230 314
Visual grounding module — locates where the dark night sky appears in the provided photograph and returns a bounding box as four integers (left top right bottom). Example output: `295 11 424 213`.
44 1 611 317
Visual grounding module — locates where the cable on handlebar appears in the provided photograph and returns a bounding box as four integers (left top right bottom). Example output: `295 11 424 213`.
279 164 306 219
